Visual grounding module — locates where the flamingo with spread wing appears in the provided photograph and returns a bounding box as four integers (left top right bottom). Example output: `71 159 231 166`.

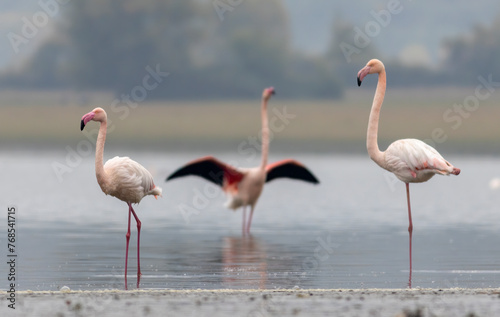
166 87 319 233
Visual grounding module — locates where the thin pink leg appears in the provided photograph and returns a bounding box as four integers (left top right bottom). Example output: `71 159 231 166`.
406 183 413 289
242 207 247 235
124 204 132 290
246 206 255 234
129 204 142 282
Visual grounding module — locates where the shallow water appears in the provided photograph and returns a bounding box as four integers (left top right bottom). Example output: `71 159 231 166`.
2 150 500 290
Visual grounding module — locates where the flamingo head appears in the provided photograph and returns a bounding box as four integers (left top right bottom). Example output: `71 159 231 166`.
262 87 276 101
357 59 385 86
80 107 107 131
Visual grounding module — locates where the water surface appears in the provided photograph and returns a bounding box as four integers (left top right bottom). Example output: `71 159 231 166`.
2 150 500 290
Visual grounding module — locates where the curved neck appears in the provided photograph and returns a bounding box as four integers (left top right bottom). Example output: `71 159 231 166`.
260 98 269 169
95 120 108 187
367 69 386 168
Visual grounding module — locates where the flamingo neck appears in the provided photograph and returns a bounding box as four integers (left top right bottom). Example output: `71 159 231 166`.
95 119 108 189
367 68 386 168
260 98 269 169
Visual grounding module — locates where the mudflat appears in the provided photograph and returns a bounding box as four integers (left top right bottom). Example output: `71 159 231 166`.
2 288 499 317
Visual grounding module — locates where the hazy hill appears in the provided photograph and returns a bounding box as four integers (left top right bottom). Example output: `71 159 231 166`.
0 1 64 68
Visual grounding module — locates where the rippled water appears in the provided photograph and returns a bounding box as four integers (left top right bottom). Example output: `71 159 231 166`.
2 150 500 290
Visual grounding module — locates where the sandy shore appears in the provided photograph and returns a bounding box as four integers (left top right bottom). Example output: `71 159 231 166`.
2 288 500 317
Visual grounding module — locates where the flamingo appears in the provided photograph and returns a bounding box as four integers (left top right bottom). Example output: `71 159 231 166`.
357 59 460 288
80 107 162 289
166 87 319 233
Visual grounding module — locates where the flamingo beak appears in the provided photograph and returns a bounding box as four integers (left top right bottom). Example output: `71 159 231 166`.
357 66 371 87
80 112 95 131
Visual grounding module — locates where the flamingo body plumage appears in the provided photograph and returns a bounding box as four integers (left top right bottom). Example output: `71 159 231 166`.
383 138 461 183
80 107 162 289
101 156 161 203
224 166 265 211
357 59 460 288
166 88 319 233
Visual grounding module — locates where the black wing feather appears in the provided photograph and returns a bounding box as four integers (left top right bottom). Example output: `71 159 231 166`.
266 162 319 184
166 160 225 186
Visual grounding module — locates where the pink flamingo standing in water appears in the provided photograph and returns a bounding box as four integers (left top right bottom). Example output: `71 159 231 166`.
166 87 319 233
357 59 460 288
80 107 162 289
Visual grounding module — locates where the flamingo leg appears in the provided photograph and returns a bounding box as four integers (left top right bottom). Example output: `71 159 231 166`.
129 204 142 282
406 183 413 289
246 206 255 234
124 203 133 290
242 207 247 234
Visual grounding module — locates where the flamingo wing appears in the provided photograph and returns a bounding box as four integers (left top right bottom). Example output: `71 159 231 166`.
265 159 320 184
104 156 162 203
166 156 244 188
385 139 460 180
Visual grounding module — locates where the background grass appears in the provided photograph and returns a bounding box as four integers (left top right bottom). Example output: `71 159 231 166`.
1 88 500 154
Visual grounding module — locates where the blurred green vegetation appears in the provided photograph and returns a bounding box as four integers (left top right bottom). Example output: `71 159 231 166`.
327 15 500 87
443 16 500 85
0 0 342 99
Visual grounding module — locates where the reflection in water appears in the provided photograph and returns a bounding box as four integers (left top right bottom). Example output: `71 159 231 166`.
222 236 267 289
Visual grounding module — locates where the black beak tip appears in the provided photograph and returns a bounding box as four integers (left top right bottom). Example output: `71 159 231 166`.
80 120 85 131
272 90 276 95
357 77 362 87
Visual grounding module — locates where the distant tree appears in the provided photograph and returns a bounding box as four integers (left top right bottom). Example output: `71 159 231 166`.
212 0 341 98
8 38 68 88
206 0 291 96
442 14 500 84
328 17 381 66
1 0 344 99
0 0 209 95
60 0 208 92
325 16 449 88
326 17 382 86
